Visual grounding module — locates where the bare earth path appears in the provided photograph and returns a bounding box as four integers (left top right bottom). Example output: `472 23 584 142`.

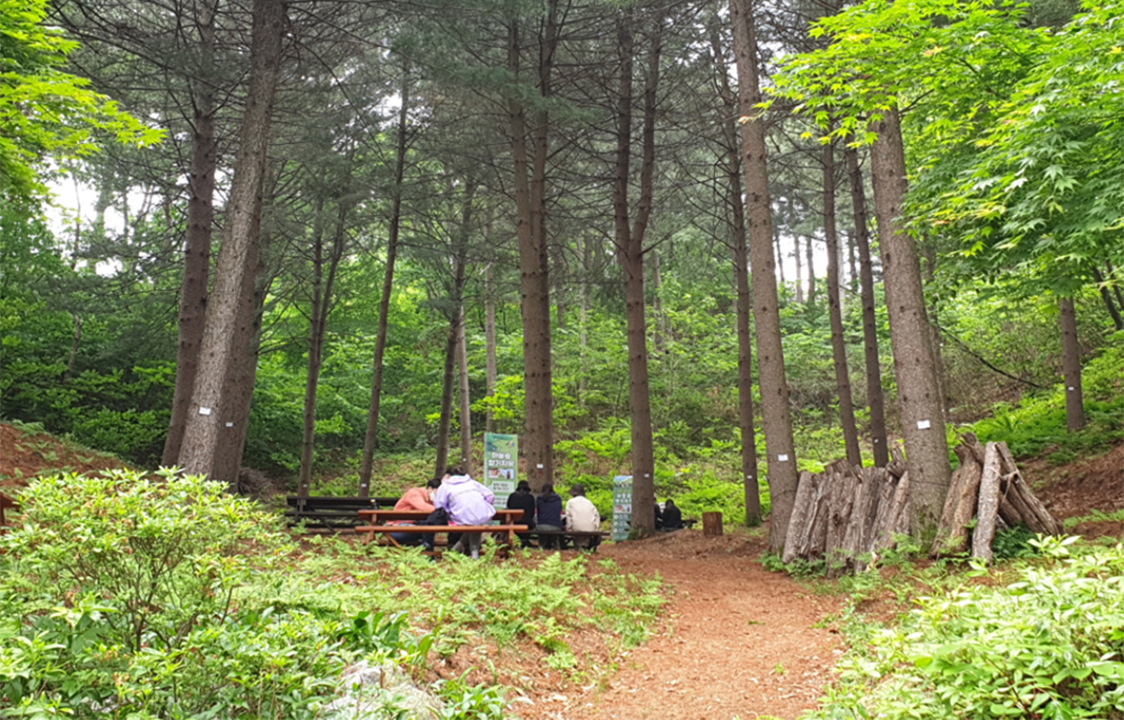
525 530 844 720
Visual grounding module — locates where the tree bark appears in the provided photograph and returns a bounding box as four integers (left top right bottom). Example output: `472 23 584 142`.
178 0 285 479
805 234 816 307
731 0 800 553
1059 296 1086 432
457 305 472 474
868 108 951 537
164 0 218 466
1091 266 1124 331
846 147 889 466
358 67 411 496
794 235 804 304
709 16 761 526
614 9 661 537
823 138 861 466
485 261 498 433
508 8 556 492
210 224 271 487
298 202 347 496
971 442 1003 562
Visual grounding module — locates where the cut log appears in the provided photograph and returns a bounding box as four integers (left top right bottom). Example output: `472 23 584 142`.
997 488 1023 529
859 465 886 556
876 471 911 550
806 471 832 558
930 446 969 556
842 466 878 572
961 431 987 466
870 469 898 551
783 471 816 564
996 442 1063 535
825 464 858 573
702 511 723 537
887 444 907 478
971 442 1003 562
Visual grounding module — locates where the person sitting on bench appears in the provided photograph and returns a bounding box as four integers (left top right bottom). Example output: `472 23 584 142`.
389 477 441 546
535 483 564 549
565 483 601 550
506 480 537 548
432 466 495 560
661 498 683 531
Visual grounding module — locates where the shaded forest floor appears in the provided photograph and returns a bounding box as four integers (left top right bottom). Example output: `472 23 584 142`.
2 422 1121 719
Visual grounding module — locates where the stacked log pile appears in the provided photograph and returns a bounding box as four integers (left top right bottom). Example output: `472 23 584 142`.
782 450 911 576
931 432 1062 561
782 434 1061 574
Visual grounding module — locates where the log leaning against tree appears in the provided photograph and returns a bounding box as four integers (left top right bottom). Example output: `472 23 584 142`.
971 442 1004 562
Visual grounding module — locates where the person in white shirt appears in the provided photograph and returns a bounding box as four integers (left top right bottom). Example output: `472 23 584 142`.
565 483 601 550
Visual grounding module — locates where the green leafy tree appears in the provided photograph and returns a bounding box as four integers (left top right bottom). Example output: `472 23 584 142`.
0 0 160 197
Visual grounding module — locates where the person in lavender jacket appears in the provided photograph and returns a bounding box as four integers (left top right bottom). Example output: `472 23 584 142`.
433 466 495 559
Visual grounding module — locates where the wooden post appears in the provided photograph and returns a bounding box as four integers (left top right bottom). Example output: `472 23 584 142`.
702 511 724 536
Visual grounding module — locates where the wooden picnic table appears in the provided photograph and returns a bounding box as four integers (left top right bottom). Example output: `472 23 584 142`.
356 508 528 548
357 508 526 525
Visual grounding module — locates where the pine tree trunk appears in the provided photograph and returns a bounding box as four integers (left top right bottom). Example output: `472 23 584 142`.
178 0 285 478
824 139 861 466
485 261 498 433
508 10 556 492
922 242 950 419
709 14 762 526
298 202 347 496
358 67 411 497
868 109 951 537
846 147 889 466
1091 266 1124 330
614 9 661 537
164 0 218 466
457 306 473 474
794 236 804 304
211 225 271 487
731 0 799 552
805 234 816 307
434 317 458 477
578 236 590 408
1059 296 1086 432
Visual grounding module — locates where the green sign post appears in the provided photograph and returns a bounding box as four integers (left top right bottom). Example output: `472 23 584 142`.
483 433 518 508
612 475 633 541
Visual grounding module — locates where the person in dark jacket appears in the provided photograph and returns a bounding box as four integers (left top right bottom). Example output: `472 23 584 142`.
535 483 564 549
661 498 683 530
506 480 537 547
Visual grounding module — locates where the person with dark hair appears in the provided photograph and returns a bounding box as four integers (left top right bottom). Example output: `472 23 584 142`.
661 498 683 531
535 483 564 549
566 483 601 550
389 477 442 546
505 480 536 548
433 467 495 560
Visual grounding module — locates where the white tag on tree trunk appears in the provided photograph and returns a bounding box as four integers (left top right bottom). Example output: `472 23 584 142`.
198 407 212 416
777 454 789 462
536 464 544 469
1068 386 1075 391
917 419 931 429
225 422 233 427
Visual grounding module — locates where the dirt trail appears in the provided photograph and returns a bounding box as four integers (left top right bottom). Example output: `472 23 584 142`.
530 531 843 720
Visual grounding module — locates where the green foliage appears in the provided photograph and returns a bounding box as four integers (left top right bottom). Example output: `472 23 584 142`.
805 538 1124 719
295 536 666 668
0 469 450 719
971 334 1124 460
0 0 162 198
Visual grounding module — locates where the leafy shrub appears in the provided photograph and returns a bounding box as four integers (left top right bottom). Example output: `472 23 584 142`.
0 470 431 719
806 537 1124 719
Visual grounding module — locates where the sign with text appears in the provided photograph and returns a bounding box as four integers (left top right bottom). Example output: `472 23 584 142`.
483 433 518 508
612 475 633 542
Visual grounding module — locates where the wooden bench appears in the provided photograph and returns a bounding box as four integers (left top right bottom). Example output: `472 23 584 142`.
284 496 399 528
531 529 610 551
356 508 526 544
356 524 529 552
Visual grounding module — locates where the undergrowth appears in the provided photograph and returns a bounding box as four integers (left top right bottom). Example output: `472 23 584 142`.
804 537 1124 720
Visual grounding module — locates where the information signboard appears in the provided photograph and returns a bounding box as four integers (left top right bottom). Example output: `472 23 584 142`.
483 433 518 508
612 475 633 541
